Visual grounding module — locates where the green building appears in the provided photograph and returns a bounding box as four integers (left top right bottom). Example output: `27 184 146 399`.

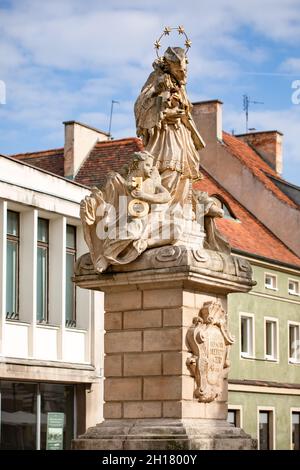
228 260 300 450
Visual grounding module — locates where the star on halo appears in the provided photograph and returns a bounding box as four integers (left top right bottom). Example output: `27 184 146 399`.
177 25 185 34
185 39 192 49
163 26 172 35
154 40 161 50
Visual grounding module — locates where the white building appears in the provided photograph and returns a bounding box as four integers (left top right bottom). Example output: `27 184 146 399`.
0 153 103 449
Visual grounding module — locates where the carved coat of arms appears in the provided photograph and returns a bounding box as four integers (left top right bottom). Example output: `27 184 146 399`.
186 300 235 403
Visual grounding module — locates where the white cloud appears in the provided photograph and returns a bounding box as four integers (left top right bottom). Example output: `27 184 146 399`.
0 0 300 181
280 58 300 74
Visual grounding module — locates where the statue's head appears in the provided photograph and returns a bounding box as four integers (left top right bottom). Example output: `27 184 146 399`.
163 47 187 84
129 151 154 178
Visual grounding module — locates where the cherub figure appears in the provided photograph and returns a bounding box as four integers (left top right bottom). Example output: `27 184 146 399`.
80 151 178 272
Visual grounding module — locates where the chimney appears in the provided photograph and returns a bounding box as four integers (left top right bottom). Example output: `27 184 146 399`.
236 131 283 175
63 121 109 179
191 100 223 144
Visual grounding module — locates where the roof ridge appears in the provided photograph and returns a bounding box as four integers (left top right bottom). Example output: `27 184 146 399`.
94 137 143 147
11 147 64 158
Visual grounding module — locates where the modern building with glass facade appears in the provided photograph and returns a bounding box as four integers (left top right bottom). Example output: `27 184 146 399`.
0 154 104 449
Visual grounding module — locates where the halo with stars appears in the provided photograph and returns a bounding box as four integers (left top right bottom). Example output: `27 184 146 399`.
154 26 192 59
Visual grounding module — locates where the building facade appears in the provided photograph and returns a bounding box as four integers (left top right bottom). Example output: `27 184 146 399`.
228 259 300 450
0 154 103 449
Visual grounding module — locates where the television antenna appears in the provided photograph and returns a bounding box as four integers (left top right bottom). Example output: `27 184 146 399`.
243 94 264 133
108 99 119 138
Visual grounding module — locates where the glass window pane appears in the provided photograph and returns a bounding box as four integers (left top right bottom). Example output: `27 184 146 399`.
227 410 236 426
66 253 75 322
40 383 74 450
6 241 18 315
289 325 299 360
266 322 272 356
241 317 252 355
7 211 19 236
241 318 248 353
259 411 270 450
37 247 47 321
292 413 300 450
66 225 76 249
38 218 48 243
0 381 37 450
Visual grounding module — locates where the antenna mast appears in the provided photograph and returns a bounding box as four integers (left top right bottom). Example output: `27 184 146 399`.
243 94 264 133
108 99 119 138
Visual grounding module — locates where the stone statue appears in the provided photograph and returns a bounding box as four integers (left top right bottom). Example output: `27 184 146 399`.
135 46 205 207
79 38 230 275
80 151 182 272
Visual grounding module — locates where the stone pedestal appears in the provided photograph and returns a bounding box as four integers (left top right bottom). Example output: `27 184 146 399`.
72 246 256 450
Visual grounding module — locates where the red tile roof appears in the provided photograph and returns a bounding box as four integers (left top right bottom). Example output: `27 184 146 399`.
222 132 297 208
75 138 143 187
196 171 300 267
11 148 64 177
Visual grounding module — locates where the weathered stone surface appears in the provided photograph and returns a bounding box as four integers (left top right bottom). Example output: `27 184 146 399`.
104 354 122 377
105 312 122 331
143 329 182 352
123 309 162 329
72 418 257 450
105 331 142 353
123 353 161 376
123 402 162 419
105 378 142 401
75 246 255 296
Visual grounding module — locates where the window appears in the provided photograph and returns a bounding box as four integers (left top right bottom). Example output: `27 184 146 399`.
265 319 278 360
292 412 300 450
6 211 19 320
65 225 76 327
265 273 277 290
37 218 49 323
289 323 300 363
240 314 254 357
227 408 241 427
289 280 300 296
258 410 274 450
210 196 237 221
0 381 74 450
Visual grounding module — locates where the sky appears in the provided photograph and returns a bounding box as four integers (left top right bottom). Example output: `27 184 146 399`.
0 0 300 185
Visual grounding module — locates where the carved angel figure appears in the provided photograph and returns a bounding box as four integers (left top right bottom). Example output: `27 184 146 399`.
80 151 181 272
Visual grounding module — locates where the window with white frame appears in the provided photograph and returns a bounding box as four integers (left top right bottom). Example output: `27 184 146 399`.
265 273 277 290
65 225 76 327
259 410 274 450
240 314 254 357
6 210 19 320
289 323 300 363
265 319 278 360
288 280 300 296
36 218 49 323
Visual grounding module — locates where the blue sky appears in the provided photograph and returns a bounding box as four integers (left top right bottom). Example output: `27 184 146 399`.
0 0 300 185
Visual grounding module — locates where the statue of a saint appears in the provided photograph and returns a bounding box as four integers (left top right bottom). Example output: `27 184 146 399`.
135 46 205 206
79 32 230 275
